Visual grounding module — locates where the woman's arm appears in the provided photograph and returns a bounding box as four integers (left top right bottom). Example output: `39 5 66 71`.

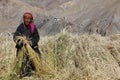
13 25 22 43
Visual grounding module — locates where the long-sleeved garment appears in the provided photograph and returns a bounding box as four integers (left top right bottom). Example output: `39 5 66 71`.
13 23 40 54
13 23 40 77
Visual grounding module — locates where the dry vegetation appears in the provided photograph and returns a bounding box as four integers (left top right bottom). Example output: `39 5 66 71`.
1 31 120 80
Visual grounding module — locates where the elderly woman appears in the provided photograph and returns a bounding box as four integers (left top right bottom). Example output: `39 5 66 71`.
13 12 40 77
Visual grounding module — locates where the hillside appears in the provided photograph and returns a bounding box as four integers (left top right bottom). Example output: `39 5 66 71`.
39 0 120 36
1 0 120 36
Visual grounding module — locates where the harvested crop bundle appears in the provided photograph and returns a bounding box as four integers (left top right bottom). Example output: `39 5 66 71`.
6 37 53 80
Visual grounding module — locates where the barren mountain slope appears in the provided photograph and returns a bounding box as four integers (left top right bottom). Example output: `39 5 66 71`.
1 0 120 36
45 0 120 35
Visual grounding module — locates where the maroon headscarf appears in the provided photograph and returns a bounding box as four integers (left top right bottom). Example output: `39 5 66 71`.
23 12 35 33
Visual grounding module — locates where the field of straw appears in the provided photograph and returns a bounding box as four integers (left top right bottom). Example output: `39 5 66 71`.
1 31 120 80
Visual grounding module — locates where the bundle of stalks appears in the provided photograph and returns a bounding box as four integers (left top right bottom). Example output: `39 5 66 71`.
6 37 54 80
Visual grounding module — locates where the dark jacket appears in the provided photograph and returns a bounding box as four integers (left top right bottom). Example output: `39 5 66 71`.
13 23 40 54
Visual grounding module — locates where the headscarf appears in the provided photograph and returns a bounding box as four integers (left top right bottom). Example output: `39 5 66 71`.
23 12 35 33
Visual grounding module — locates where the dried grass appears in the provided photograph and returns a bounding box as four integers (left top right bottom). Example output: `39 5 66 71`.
1 31 120 80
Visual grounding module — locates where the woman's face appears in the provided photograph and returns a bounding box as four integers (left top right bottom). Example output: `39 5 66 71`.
23 13 32 26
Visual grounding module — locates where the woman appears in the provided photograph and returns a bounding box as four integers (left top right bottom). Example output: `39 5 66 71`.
13 12 40 77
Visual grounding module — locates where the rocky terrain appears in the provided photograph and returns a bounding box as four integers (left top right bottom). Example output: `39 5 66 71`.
0 0 120 36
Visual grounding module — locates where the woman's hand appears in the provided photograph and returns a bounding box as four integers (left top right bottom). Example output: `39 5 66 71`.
17 39 23 48
28 41 32 46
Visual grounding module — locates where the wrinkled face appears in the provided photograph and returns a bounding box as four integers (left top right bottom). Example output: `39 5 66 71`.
23 13 32 26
